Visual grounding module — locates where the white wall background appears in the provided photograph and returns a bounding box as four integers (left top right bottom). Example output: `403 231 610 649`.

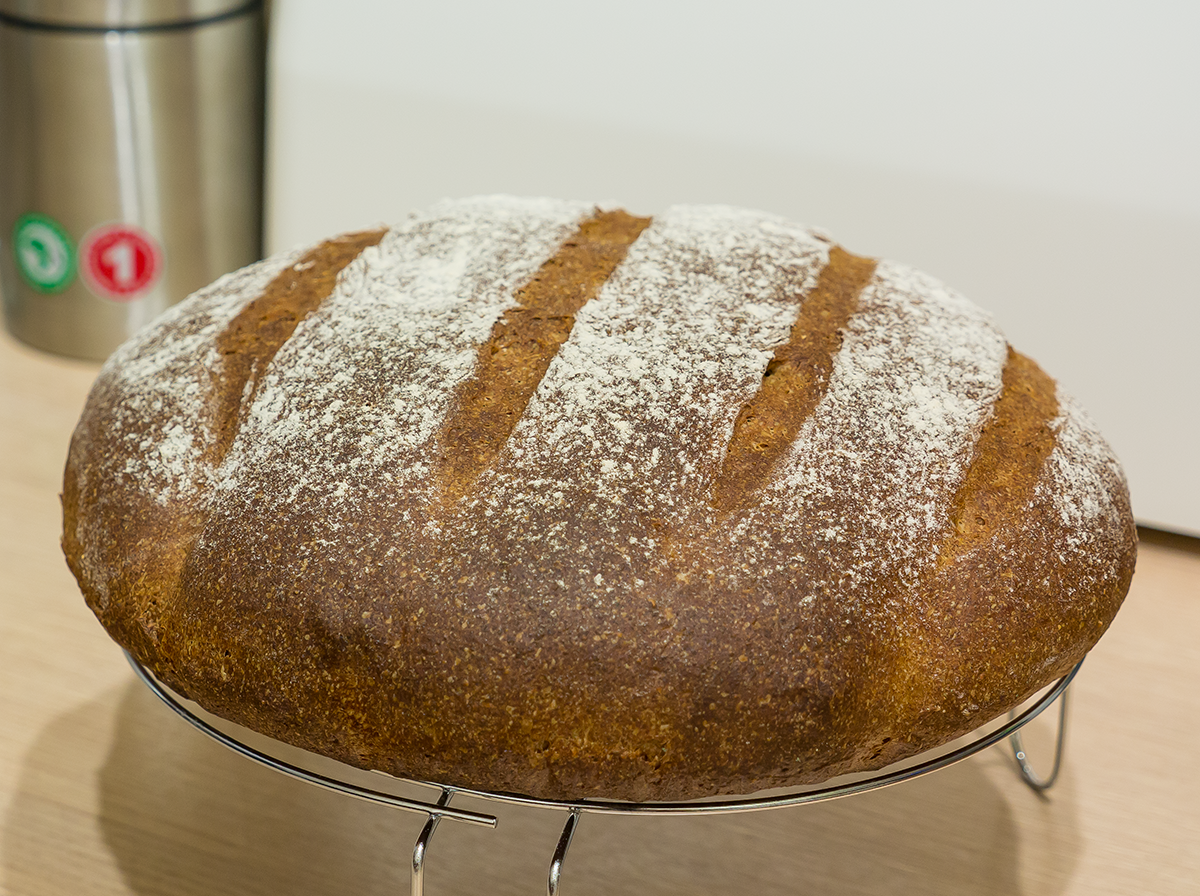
267 0 1200 534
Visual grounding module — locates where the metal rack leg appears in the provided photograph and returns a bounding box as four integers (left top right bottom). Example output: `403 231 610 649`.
547 808 582 896
412 787 455 896
1009 684 1069 794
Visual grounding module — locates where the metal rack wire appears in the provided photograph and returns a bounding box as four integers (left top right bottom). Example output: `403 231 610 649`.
126 652 1079 895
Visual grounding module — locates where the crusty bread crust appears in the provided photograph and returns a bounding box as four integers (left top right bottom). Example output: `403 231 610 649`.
62 198 1136 801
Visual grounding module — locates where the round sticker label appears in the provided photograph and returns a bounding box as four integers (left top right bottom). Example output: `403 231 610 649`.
13 213 76 293
80 223 163 301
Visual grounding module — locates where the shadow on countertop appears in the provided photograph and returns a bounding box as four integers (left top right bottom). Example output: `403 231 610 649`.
3 677 1082 895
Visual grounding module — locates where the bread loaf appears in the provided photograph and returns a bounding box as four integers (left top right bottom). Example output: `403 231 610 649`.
61 196 1136 801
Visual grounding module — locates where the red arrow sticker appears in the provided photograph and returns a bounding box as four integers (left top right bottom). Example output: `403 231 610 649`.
80 223 163 301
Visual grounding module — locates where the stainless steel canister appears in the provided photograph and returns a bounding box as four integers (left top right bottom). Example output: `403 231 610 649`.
0 0 264 360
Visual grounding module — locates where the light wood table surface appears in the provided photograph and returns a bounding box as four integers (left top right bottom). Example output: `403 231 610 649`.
2 328 1198 896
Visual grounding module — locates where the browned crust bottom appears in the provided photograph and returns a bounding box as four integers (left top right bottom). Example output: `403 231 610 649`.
63 432 1136 802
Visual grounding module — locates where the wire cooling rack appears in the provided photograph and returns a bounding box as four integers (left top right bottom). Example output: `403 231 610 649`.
126 651 1079 895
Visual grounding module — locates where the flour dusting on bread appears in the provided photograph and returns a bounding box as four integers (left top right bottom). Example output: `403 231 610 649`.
457 204 831 602
730 260 1009 602
1042 391 1130 552
210 196 592 522
80 249 304 508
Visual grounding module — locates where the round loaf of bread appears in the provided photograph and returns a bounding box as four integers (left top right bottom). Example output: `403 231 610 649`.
62 196 1135 801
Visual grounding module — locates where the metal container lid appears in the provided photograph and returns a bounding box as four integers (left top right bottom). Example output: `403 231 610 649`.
0 0 258 29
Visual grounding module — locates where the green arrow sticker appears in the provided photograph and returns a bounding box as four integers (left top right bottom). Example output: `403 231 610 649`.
13 213 76 293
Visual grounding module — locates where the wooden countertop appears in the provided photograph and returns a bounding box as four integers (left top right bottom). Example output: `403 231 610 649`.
2 328 1197 896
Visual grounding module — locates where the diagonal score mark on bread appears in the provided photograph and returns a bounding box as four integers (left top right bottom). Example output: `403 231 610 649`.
211 229 387 466
938 346 1060 566
710 246 877 512
435 209 652 503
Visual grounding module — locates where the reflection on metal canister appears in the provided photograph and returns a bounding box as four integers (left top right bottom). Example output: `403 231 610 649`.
0 0 264 360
